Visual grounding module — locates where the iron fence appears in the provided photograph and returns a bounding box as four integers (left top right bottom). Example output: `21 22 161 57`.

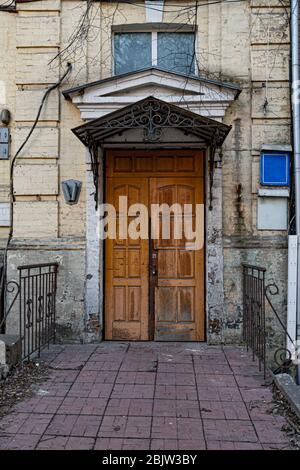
242 263 296 378
18 263 58 361
242 264 266 378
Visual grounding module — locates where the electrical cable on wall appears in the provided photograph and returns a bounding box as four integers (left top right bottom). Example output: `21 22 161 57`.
0 63 72 332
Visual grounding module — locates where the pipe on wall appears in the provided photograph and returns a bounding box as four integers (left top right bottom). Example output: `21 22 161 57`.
291 0 300 383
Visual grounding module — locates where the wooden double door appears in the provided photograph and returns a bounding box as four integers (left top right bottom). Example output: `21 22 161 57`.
105 150 205 341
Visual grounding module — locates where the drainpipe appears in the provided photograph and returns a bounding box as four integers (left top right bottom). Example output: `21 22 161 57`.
291 0 300 383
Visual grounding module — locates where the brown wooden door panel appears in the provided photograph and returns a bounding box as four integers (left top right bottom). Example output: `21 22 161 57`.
105 177 149 340
150 177 205 341
105 150 205 342
106 150 204 178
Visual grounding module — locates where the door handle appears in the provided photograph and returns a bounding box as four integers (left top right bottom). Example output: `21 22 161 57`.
152 269 157 276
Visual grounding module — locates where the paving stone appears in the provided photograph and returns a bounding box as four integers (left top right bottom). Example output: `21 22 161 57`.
252 419 291 444
197 386 242 402
203 419 258 442
35 382 71 397
120 360 157 372
45 414 78 435
156 373 195 386
116 371 156 385
155 385 198 400
82 361 121 371
111 384 155 399
0 413 30 434
46 370 79 383
153 400 200 418
239 387 274 403
1 434 40 450
13 396 63 414
206 440 263 450
0 343 294 450
99 416 151 439
150 439 181 450
246 402 277 421
76 370 117 384
193 356 228 365
151 417 204 440
196 374 237 388
37 435 95 450
69 415 102 437
68 382 114 398
194 364 233 375
16 413 53 435
95 438 150 450
178 439 206 450
58 396 108 415
0 435 12 449
88 383 114 398
158 354 193 364
200 401 249 420
157 363 194 374
234 375 267 389
262 443 293 450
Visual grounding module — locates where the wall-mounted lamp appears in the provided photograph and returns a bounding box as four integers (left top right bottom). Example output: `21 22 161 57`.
61 179 82 205
0 109 11 125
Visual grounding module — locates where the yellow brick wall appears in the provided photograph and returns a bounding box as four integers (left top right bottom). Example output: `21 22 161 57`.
13 201 58 238
0 1 291 243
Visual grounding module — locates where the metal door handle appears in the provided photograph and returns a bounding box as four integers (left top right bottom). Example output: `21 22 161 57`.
152 269 157 276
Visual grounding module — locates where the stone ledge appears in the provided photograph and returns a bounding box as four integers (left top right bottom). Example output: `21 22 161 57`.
223 235 288 249
0 335 21 366
274 373 300 420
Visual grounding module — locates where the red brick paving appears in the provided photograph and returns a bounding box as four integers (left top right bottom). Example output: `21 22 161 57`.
0 342 295 450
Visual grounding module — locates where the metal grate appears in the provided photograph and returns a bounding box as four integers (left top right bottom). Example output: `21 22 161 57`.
242 263 266 378
18 263 58 361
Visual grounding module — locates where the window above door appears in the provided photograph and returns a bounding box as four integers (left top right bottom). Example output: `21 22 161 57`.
113 26 196 76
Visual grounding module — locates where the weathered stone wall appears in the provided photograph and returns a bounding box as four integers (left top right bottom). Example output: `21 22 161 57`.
0 1 290 348
220 0 290 345
6 240 86 342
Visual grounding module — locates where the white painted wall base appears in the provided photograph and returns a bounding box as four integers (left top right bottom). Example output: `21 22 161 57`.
287 235 297 354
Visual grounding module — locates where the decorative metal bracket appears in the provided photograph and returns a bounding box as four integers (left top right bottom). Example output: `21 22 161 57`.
74 97 231 209
87 138 99 210
208 131 219 211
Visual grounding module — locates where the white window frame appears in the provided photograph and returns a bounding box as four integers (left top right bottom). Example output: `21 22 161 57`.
112 30 197 76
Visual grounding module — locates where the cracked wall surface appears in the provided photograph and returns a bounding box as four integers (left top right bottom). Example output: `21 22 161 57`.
0 1 290 349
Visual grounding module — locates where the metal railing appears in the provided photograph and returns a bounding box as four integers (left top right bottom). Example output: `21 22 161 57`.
242 263 295 379
18 263 58 361
242 264 266 378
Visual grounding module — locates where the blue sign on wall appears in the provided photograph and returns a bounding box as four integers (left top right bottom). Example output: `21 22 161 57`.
0 127 9 160
260 153 290 186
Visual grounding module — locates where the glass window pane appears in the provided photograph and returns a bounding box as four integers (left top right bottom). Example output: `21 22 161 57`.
114 33 152 75
157 33 195 75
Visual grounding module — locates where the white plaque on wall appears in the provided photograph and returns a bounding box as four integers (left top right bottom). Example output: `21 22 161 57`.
0 202 10 227
257 197 288 230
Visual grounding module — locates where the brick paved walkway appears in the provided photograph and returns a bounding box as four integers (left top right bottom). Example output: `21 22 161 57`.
0 342 294 450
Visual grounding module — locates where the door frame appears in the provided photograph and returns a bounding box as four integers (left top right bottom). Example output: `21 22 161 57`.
102 148 207 341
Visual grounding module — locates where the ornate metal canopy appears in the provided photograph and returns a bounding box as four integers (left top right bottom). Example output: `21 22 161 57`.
72 96 231 146
71 96 231 210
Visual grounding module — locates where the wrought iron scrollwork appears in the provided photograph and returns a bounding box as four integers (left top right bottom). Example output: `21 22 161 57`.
243 265 296 377
25 299 33 329
46 292 53 318
273 347 293 374
264 282 295 374
101 98 219 143
0 280 20 331
87 139 99 210
75 97 231 209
